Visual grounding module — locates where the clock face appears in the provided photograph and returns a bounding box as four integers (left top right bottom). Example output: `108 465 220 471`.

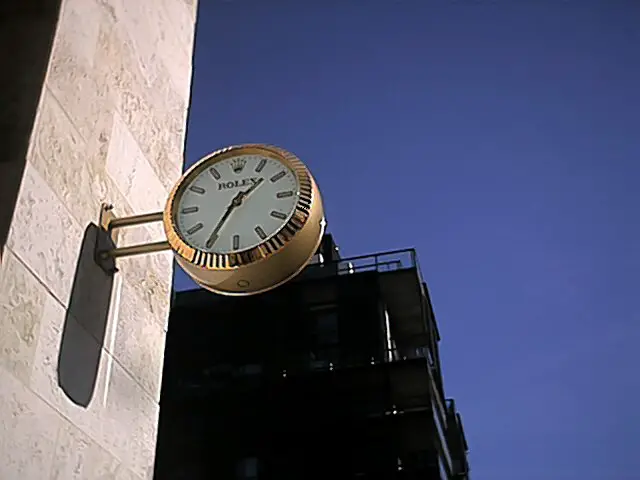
175 154 300 254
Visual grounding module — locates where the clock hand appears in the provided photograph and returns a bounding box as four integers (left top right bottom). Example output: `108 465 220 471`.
240 177 264 197
205 191 244 249
204 180 264 249
232 178 265 211
205 209 230 249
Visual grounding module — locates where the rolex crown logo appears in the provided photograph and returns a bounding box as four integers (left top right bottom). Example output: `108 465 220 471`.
232 158 247 173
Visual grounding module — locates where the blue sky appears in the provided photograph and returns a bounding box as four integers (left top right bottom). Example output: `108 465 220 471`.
176 2 640 478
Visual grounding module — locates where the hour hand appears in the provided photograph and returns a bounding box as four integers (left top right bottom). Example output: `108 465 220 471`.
204 184 260 250
242 177 264 197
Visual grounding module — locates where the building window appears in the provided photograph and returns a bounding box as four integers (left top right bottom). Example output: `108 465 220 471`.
236 457 258 479
315 311 339 345
310 310 339 368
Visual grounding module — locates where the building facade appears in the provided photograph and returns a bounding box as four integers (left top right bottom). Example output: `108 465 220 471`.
0 1 197 478
155 235 471 479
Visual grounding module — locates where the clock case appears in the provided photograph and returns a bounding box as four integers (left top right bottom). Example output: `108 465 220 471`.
163 144 325 296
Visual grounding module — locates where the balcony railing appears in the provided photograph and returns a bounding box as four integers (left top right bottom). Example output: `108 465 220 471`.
432 400 452 469
174 346 445 404
297 345 435 373
444 399 471 476
306 248 423 280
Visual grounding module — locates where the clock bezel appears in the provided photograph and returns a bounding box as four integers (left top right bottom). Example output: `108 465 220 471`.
163 144 314 271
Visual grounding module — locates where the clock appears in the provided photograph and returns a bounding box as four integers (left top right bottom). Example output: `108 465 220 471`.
163 144 326 296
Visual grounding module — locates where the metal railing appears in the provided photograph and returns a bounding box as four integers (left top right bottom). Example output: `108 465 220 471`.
174 345 443 396
291 345 434 373
443 398 471 476
306 248 422 279
433 400 453 470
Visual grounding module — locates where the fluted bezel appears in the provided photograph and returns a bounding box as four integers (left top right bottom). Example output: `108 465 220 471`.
163 144 315 271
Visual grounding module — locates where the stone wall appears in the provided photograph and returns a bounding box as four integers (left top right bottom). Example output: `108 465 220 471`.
0 0 197 478
0 1 63 266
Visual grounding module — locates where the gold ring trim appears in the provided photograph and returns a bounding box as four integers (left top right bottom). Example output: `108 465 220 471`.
163 144 315 271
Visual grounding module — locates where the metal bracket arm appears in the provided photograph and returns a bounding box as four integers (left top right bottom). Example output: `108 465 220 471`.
95 203 171 273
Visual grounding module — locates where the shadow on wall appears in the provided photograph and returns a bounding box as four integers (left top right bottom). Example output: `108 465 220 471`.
57 224 116 407
0 1 62 264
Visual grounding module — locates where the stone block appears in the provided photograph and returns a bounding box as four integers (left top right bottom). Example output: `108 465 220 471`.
0 250 46 384
55 0 102 65
155 6 195 98
112 278 167 401
100 358 160 480
0 366 61 480
7 163 84 307
161 0 197 50
30 294 111 437
46 0 112 142
98 0 164 85
104 111 174 325
105 112 167 216
99 0 195 96
28 90 94 226
115 222 173 327
30 92 136 230
49 418 144 479
94 5 186 192
50 420 120 479
31 290 160 478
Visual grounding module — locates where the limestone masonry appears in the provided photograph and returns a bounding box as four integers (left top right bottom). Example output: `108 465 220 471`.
0 0 197 478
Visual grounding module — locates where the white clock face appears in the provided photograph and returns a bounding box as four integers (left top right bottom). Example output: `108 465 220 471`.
175 154 300 254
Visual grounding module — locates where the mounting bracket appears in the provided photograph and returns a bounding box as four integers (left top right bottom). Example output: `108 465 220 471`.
94 203 171 274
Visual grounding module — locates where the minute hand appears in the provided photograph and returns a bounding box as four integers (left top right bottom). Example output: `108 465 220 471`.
204 180 264 250
205 192 243 249
205 208 231 249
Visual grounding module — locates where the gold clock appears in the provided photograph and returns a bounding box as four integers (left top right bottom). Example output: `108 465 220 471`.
162 144 326 296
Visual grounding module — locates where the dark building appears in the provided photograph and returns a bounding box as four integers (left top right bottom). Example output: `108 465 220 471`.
155 234 471 479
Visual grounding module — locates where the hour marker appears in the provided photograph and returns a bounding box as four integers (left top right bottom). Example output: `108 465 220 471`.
209 167 221 180
255 158 267 173
181 206 199 214
205 234 218 249
270 210 287 220
270 171 286 183
276 191 294 199
254 226 267 239
232 234 240 250
187 223 204 235
189 185 205 194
